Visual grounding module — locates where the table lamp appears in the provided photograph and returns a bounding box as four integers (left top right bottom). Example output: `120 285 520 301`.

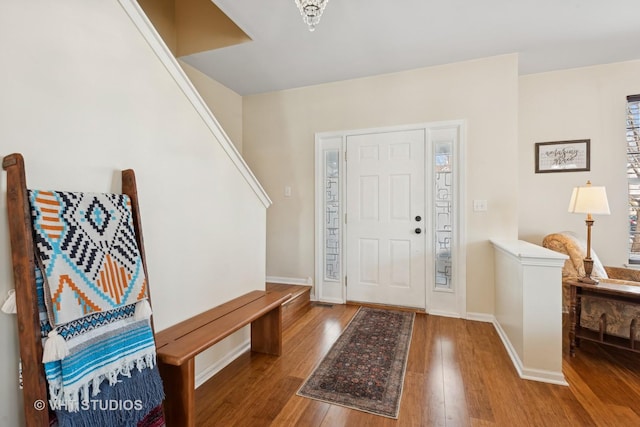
567 181 610 284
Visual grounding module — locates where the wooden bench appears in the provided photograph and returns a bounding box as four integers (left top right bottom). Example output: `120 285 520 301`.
155 290 291 427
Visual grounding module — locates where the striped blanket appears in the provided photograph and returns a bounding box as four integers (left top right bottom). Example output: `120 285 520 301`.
37 266 164 426
29 190 164 426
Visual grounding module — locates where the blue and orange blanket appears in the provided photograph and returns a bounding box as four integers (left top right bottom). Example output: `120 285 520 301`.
29 190 164 427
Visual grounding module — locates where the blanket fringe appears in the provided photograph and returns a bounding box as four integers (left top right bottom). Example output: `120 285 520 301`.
1 289 17 314
135 299 153 321
42 329 69 362
53 365 165 427
49 352 157 412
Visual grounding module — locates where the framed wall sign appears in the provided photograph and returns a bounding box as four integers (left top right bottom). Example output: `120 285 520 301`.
535 139 590 173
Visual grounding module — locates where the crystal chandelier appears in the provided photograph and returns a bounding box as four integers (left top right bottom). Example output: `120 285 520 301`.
294 0 329 32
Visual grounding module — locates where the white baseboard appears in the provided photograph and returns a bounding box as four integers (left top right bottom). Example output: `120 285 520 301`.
519 367 569 386
195 341 250 389
266 276 313 286
492 320 568 386
315 297 344 304
465 312 495 323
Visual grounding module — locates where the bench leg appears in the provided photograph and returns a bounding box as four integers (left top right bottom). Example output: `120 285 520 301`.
251 306 283 356
158 359 195 427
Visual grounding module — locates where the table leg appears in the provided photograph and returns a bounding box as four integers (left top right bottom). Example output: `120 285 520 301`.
251 307 283 356
569 285 577 357
158 359 195 427
575 290 582 349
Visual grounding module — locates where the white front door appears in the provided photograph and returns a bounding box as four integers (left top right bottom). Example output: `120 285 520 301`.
345 130 426 309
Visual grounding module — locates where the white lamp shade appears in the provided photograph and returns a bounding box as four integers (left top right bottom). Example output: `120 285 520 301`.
567 185 610 215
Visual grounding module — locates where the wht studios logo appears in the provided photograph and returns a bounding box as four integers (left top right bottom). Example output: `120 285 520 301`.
34 399 144 411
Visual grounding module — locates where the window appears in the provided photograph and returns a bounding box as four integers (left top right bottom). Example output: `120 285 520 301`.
324 150 340 280
434 141 453 290
627 95 640 263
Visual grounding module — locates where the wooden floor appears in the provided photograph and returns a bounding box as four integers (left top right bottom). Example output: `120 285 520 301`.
195 303 640 426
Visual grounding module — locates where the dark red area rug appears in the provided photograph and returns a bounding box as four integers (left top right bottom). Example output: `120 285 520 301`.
297 307 415 418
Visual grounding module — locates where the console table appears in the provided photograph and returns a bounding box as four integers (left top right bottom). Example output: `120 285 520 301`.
566 279 640 356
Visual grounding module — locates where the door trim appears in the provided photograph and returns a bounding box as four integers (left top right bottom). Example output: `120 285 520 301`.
314 121 467 317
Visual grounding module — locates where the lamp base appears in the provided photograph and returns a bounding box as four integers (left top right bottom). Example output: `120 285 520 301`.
578 276 599 284
580 257 599 284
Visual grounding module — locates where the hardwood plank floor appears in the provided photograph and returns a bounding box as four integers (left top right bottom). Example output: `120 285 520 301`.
195 304 640 426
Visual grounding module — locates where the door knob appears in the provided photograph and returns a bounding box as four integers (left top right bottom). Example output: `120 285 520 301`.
415 228 422 234
415 215 422 222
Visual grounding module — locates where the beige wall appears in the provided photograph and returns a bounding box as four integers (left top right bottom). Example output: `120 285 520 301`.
180 60 244 152
243 54 520 316
175 0 251 57
137 0 250 57
138 0 177 53
519 60 640 266
0 1 266 425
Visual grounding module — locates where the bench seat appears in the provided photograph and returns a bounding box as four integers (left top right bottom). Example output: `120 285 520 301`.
155 289 291 427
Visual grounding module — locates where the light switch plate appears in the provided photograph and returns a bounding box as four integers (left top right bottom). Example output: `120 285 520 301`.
473 200 488 212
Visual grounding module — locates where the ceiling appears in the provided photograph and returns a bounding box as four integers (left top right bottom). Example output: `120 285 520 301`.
180 0 640 96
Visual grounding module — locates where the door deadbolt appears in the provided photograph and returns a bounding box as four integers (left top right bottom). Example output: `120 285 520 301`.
415 215 422 222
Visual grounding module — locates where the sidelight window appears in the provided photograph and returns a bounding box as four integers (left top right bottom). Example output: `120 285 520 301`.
627 95 640 263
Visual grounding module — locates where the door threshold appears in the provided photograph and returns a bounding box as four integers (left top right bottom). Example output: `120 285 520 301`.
346 300 427 314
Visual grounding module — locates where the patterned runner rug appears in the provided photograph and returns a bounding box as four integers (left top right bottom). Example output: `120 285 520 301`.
297 307 415 418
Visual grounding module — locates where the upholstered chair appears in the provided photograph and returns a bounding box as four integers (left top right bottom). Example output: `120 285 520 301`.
542 231 640 340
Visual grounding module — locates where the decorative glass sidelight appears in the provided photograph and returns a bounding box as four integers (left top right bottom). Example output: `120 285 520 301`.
324 150 340 281
434 141 453 290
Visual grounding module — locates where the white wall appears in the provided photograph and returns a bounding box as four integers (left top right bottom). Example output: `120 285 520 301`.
0 1 267 426
243 54 520 316
519 60 640 266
